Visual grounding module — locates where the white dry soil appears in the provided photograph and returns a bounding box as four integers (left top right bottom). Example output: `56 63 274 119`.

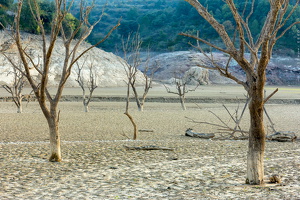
0 86 299 199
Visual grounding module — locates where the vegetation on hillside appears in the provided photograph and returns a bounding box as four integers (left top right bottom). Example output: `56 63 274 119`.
1 0 81 36
0 0 14 29
77 0 299 55
1 0 299 55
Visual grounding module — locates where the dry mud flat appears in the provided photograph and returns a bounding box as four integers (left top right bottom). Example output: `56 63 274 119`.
0 100 300 199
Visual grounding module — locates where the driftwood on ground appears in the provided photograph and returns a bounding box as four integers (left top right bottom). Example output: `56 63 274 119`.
124 145 174 151
266 131 297 142
269 174 282 184
185 128 215 139
138 129 154 132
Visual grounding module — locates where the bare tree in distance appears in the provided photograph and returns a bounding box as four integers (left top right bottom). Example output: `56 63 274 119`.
163 71 200 111
124 78 138 140
121 31 159 111
122 56 138 139
120 32 160 139
139 57 160 111
120 33 139 139
180 0 299 185
1 64 26 113
9 0 120 162
75 56 98 112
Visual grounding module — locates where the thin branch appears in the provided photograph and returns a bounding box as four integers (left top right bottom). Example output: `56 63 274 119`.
273 0 299 39
264 88 278 104
69 19 121 67
276 21 300 41
208 110 231 129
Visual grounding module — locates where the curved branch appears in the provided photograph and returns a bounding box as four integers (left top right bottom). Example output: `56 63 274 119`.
276 21 300 41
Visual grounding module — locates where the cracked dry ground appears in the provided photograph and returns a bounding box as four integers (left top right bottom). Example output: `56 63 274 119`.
0 102 299 199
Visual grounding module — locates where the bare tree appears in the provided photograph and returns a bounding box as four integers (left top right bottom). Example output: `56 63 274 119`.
119 33 159 139
1 64 26 113
75 56 98 112
124 76 138 140
163 72 200 111
9 0 119 162
121 33 139 139
181 0 299 185
121 32 158 111
122 57 159 139
139 56 160 111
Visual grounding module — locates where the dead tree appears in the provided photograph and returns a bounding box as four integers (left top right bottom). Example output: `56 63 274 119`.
163 74 199 111
187 91 282 140
124 68 138 140
138 54 160 111
119 32 158 139
1 65 26 113
75 56 98 112
181 0 299 185
10 0 119 162
121 32 157 111
116 33 138 139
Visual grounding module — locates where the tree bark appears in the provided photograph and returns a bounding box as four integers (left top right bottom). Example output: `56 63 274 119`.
47 116 62 162
131 83 142 111
124 112 138 140
246 91 266 185
179 95 186 111
140 103 144 112
83 98 89 112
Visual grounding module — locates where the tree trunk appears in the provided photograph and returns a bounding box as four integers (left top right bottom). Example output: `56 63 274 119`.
140 102 144 112
179 96 186 111
136 99 142 111
131 85 142 111
84 105 89 112
47 116 62 162
17 104 22 113
124 112 138 140
246 96 265 185
84 100 89 112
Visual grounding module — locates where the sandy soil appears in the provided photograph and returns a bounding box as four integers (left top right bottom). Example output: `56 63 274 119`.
0 86 299 199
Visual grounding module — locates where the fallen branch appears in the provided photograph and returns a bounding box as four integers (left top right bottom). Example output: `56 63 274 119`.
124 145 174 151
185 117 248 134
138 129 154 132
266 131 297 142
185 128 215 139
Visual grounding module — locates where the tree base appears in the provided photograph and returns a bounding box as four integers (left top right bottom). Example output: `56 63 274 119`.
49 153 62 162
245 178 265 185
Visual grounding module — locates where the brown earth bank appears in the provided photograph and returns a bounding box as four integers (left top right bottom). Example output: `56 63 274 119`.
0 86 299 199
